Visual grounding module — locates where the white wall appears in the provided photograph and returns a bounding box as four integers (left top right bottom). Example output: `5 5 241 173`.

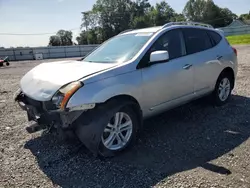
0 45 99 61
218 25 250 36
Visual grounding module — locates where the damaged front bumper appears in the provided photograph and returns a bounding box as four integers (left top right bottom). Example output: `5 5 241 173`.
14 90 84 132
14 89 126 157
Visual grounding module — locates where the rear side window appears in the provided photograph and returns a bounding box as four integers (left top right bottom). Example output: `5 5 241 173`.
207 31 222 46
182 28 212 55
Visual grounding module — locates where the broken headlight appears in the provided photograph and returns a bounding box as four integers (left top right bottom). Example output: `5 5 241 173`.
52 81 83 110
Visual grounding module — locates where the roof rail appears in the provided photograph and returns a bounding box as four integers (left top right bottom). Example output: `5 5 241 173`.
162 21 214 29
119 29 133 35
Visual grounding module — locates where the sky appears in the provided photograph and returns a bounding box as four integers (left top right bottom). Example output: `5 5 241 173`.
0 0 249 48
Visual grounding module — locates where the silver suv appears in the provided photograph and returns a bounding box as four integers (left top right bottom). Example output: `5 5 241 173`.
14 22 238 157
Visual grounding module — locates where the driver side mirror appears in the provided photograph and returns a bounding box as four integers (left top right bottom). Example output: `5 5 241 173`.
150 50 169 63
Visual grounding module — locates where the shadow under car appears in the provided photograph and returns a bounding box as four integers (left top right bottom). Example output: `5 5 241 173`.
24 94 250 188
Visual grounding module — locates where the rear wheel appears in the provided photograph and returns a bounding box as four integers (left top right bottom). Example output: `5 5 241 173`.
212 72 233 106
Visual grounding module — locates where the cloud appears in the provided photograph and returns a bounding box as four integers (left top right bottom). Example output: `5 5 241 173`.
57 0 64 2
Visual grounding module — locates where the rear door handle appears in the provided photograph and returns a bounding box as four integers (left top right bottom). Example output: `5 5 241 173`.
217 55 223 60
183 64 192 70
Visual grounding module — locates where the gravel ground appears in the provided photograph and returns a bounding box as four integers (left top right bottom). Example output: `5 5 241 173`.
0 47 250 188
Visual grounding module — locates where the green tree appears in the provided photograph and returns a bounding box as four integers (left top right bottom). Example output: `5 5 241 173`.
131 15 152 28
183 0 206 21
48 35 61 46
130 0 184 28
77 0 185 42
76 0 237 43
183 0 237 27
56 30 73 46
217 8 238 27
81 11 99 31
239 11 250 21
76 31 88 45
48 30 73 46
131 0 151 17
153 1 175 26
130 0 152 28
76 27 104 45
171 13 186 22
78 0 135 42
92 0 132 38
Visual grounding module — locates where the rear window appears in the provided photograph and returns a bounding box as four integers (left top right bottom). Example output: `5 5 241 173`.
182 28 213 55
207 31 222 46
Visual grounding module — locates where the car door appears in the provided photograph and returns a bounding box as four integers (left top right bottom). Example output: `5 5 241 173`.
181 28 218 96
139 29 195 115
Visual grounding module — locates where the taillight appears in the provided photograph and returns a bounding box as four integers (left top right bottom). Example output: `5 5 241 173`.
232 47 237 56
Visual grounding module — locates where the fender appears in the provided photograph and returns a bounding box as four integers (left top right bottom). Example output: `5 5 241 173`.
74 100 138 157
66 70 143 109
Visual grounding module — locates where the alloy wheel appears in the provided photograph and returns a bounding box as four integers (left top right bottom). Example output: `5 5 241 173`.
218 77 231 102
101 112 133 151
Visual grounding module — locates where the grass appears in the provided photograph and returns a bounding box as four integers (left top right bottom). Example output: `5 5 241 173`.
226 34 250 45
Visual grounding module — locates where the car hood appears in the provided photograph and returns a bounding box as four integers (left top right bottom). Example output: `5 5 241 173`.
20 60 116 101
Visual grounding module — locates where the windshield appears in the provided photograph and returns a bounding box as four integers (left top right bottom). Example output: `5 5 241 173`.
83 32 154 63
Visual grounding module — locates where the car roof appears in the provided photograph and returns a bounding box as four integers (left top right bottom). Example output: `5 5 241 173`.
121 26 163 35
120 22 219 35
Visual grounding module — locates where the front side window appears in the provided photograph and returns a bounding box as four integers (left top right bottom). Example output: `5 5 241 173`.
183 28 212 55
149 29 185 60
83 33 154 63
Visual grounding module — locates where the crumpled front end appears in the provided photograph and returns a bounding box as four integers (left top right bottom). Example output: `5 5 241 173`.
14 89 109 157
19 60 117 101
14 90 84 133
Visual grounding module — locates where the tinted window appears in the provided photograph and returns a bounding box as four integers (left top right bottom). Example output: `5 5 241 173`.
183 28 212 55
207 31 222 46
150 29 184 60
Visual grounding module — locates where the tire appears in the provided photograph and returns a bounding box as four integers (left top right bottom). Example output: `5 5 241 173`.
212 71 233 106
98 104 139 157
6 62 10 66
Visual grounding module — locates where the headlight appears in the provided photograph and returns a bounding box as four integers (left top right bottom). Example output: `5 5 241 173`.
52 81 82 110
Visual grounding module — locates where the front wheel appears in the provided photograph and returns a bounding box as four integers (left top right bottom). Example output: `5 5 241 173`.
212 72 233 106
98 106 139 157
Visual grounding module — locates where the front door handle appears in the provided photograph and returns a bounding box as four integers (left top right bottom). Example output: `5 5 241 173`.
217 55 223 60
183 64 192 70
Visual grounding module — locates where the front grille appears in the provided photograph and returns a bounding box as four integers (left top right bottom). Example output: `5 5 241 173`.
25 97 42 107
19 92 58 112
22 95 44 113
44 101 58 111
